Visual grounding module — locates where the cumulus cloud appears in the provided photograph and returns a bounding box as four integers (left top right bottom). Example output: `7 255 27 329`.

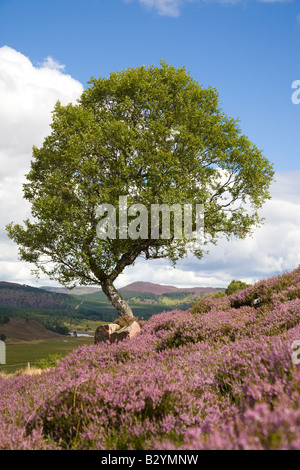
40 56 66 71
0 46 83 284
116 171 300 289
192 171 300 284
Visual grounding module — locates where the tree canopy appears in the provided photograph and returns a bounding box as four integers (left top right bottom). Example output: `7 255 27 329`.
6 62 274 318
225 280 249 296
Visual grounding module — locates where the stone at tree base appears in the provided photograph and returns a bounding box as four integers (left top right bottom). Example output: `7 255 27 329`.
94 319 141 344
110 321 141 343
113 315 139 328
94 323 120 344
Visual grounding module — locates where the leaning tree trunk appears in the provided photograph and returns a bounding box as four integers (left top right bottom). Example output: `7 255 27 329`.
101 278 134 319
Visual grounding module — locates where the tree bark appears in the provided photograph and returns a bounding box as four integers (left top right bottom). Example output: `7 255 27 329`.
101 278 134 318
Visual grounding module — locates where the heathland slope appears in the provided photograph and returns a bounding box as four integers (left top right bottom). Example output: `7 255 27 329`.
1 266 300 450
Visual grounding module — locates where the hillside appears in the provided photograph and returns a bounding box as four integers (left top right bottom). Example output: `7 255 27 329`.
0 281 115 324
0 280 221 324
119 281 221 295
1 266 300 450
76 287 211 320
0 318 63 343
41 286 101 296
42 281 222 296
0 282 72 310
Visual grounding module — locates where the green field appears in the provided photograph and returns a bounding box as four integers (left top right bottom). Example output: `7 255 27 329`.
0 287 210 375
0 335 95 374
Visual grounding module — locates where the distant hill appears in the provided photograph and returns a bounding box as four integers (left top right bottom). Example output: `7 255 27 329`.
0 280 223 324
119 281 222 296
0 318 63 343
41 281 223 296
0 281 72 310
0 281 23 288
41 286 101 296
0 281 114 323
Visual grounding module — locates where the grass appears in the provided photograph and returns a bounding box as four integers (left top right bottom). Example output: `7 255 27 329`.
64 319 104 334
0 302 194 374
0 335 94 374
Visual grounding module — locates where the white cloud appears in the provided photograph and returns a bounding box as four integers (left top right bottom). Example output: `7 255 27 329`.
116 171 300 288
0 46 84 285
125 0 184 17
40 56 66 71
0 47 83 176
125 0 292 17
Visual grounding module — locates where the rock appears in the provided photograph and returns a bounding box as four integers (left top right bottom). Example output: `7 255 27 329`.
253 297 262 308
113 315 138 328
94 323 120 344
110 321 141 343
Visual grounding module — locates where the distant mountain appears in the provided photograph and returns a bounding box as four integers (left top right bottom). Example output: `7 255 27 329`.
119 281 222 296
41 286 101 296
0 280 224 325
41 281 223 296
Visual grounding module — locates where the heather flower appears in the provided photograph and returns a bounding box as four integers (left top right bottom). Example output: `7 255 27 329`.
1 266 300 449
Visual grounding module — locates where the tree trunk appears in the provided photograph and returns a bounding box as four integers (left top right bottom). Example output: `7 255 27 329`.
101 278 134 319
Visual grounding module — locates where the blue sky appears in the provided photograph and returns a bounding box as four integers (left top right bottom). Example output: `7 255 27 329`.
0 0 300 288
1 0 300 171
